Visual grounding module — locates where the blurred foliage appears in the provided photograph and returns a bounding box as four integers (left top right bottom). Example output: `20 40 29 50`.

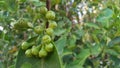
0 0 120 68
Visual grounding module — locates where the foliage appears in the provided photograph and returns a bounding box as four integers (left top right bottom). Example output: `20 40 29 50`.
0 0 120 68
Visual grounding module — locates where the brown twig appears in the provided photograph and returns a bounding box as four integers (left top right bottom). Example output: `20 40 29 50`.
46 0 51 10
46 0 51 28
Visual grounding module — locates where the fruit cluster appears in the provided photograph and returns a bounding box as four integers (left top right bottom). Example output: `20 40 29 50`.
20 6 57 58
21 35 54 58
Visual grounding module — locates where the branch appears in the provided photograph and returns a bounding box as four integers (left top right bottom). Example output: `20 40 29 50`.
46 0 51 28
46 0 51 10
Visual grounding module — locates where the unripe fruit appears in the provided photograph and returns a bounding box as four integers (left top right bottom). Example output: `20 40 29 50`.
31 46 40 56
39 6 48 14
39 48 47 58
27 22 33 28
46 28 53 36
34 26 43 34
20 20 27 27
26 6 31 12
45 43 54 52
20 20 33 28
25 49 32 57
21 42 30 50
14 20 33 30
42 35 51 43
46 11 55 20
82 32 92 43
49 21 57 29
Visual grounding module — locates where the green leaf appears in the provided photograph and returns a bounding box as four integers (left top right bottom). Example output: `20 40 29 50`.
26 36 38 43
110 55 120 68
32 1 46 7
0 1 5 5
66 65 83 68
19 0 27 2
74 29 84 39
97 16 108 23
89 44 101 56
21 62 32 68
9 65 15 68
54 29 66 36
66 49 90 68
77 49 90 65
84 22 100 29
92 34 100 44
0 1 7 10
108 37 120 47
15 44 62 68
101 8 114 18
69 35 76 46
55 36 67 55
97 8 114 21
106 49 120 56
96 8 114 28
67 35 77 50
51 0 60 7
111 45 120 53
0 61 3 68
5 0 19 12
29 0 39 2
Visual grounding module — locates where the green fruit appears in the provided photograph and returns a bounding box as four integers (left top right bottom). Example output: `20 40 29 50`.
46 11 55 20
27 22 33 28
25 49 32 57
34 26 43 34
39 48 47 58
46 28 53 35
13 23 20 29
14 19 33 30
20 20 32 28
49 21 57 29
19 20 27 27
39 6 48 14
31 46 40 56
42 35 51 43
45 43 54 52
21 42 30 50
